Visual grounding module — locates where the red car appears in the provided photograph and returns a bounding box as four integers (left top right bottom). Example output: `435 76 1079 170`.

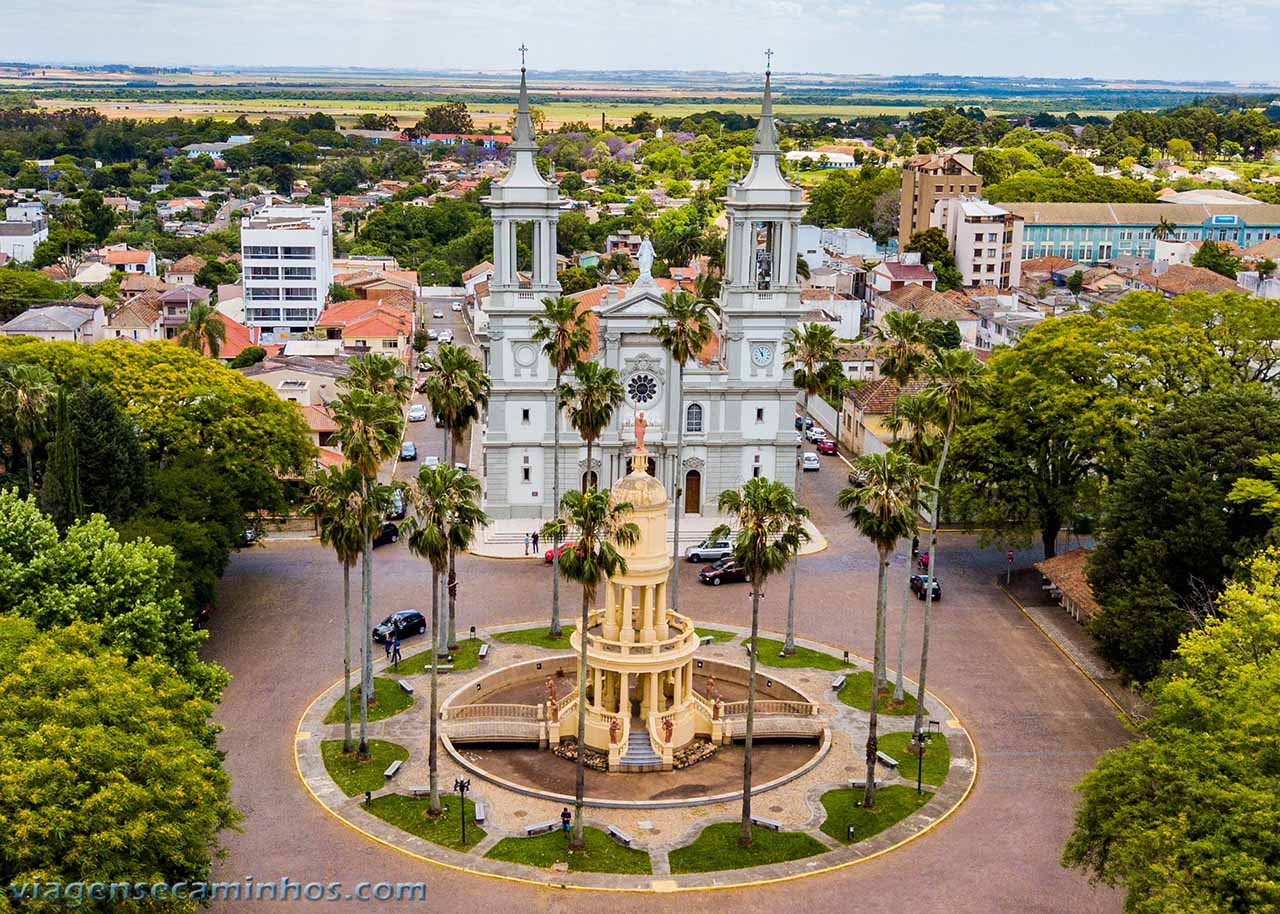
545 542 576 563
817 437 838 455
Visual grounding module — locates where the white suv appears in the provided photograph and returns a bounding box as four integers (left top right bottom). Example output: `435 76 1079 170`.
685 539 733 563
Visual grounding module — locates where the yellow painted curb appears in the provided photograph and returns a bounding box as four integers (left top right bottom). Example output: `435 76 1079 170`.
292 624 979 893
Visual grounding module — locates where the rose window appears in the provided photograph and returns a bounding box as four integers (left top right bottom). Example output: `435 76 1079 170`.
627 372 658 404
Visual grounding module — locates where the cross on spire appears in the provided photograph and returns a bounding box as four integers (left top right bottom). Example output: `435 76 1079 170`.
518 43 528 69
764 48 774 73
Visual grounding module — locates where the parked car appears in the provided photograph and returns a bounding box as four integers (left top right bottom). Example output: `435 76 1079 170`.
372 609 427 644
439 330 454 343
802 452 821 471
454 462 468 472
545 541 576 564
399 441 417 461
372 521 400 548
427 329 439 341
424 455 440 468
699 558 749 586
794 416 814 430
685 538 733 563
387 488 406 520
847 467 868 487
794 432 803 446
910 574 942 601
817 437 838 455
433 309 444 319
805 426 827 443
451 302 463 312
408 404 428 422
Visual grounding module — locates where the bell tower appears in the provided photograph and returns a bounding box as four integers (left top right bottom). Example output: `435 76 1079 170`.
483 50 561 309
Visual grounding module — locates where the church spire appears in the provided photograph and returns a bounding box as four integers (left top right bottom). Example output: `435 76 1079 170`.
752 52 779 155
512 49 537 153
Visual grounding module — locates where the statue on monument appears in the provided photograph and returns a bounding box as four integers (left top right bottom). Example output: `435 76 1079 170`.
637 236 655 279
633 410 647 452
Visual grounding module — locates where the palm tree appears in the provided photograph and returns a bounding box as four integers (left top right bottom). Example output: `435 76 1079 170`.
331 387 404 759
301 464 370 754
911 349 984 744
1 362 56 491
420 343 490 651
1153 215 1176 241
711 478 810 846
340 352 412 409
560 359 624 495
405 465 488 815
530 295 592 638
872 309 931 690
650 289 717 614
176 301 227 359
781 323 843 655
541 488 639 849
795 254 811 281
838 450 931 809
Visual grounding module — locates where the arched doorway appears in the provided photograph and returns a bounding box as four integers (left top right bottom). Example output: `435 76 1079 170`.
684 469 701 515
582 470 598 491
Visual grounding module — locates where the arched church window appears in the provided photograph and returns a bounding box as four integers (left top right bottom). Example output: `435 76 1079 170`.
686 403 703 433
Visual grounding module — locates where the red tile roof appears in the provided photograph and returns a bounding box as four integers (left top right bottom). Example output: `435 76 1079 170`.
1034 548 1100 619
104 248 152 265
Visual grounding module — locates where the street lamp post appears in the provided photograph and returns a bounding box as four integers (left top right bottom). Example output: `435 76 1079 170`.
453 777 471 845
913 719 942 795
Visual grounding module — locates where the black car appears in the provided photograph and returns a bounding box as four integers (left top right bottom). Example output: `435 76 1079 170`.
399 441 417 461
372 521 399 548
910 573 941 601
373 609 427 644
699 557 749 586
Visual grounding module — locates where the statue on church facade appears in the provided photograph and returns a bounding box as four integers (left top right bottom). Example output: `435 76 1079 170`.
637 236 655 279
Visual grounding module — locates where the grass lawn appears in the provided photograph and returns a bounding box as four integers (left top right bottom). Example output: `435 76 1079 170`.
696 627 738 644
837 671 917 716
819 785 932 844
877 731 950 787
324 676 414 724
750 637 851 671
485 826 651 874
363 794 486 852
667 822 826 874
492 625 576 650
391 638 483 676
321 739 408 797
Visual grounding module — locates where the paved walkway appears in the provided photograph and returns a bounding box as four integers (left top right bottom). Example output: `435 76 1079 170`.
295 624 973 889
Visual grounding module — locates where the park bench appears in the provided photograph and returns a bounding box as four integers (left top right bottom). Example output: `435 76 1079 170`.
474 801 487 824
743 643 753 657
699 635 713 647
750 816 782 831
831 675 847 691
436 664 453 673
606 825 633 846
397 680 414 694
849 778 885 789
876 751 899 769
525 821 559 836
383 760 402 780
478 643 489 660
408 786 430 798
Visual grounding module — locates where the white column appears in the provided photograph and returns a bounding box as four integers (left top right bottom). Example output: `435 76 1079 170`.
620 672 630 716
492 219 504 283
593 668 603 710
508 220 519 284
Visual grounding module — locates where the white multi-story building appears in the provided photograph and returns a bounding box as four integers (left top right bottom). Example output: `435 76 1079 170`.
0 203 48 263
479 63 803 521
932 197 1024 289
240 200 334 340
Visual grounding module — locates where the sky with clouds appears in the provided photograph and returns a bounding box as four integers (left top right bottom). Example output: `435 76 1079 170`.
6 0 1277 83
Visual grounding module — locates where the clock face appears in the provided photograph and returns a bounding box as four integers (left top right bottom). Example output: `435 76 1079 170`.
751 344 774 368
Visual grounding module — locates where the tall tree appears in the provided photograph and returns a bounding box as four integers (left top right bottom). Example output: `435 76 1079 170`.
38 386 82 531
420 342 490 650
176 301 228 359
781 323 843 655
711 478 810 845
301 464 370 754
70 383 145 521
542 488 638 849
530 295 592 638
650 289 717 615
838 451 931 809
1 361 56 491
330 384 403 758
560 359 625 496
405 465 488 815
911 349 984 738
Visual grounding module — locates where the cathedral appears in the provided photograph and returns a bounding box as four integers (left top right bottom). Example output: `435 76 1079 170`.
477 60 805 521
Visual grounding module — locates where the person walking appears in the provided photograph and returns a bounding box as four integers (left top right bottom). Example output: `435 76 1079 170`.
560 807 572 836
383 634 393 663
524 532 530 556
532 530 540 553
391 635 402 667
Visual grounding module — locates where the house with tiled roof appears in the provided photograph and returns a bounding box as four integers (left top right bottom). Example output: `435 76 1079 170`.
342 309 412 353
158 285 213 338
869 258 937 297
166 254 206 286
1125 263 1245 297
838 376 929 456
239 355 352 406
2 302 105 342
119 272 168 301
1034 548 1099 622
100 245 156 275
297 404 338 449
107 292 163 342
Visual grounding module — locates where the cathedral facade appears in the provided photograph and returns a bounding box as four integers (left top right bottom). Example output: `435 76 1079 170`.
478 63 805 521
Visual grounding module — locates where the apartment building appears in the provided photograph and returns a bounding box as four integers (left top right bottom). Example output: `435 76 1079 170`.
240 200 334 340
932 197 1024 288
898 153 982 247
0 203 48 262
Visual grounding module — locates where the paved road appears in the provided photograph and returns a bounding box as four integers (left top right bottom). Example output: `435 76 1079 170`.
206 430 1127 913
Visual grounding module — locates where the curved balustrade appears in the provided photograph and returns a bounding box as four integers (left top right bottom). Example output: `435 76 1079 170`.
574 609 700 660
719 700 819 718
444 703 542 721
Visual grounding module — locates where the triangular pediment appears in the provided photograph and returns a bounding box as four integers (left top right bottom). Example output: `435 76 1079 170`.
598 286 668 317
